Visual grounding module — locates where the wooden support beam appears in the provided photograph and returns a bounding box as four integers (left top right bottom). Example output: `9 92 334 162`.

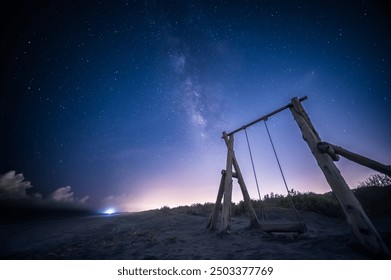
290 97 390 256
222 133 260 229
221 169 239 178
220 132 234 232
207 171 225 230
318 141 391 177
317 142 340 161
234 163 260 228
227 96 308 136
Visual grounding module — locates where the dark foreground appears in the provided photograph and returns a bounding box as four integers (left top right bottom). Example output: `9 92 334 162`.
1 208 390 259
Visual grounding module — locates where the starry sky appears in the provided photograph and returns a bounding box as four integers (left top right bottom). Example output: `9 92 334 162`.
1 0 390 212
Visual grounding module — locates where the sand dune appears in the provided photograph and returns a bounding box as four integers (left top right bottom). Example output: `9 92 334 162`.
1 208 390 259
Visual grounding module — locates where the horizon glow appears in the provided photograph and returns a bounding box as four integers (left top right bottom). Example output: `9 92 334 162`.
103 208 116 215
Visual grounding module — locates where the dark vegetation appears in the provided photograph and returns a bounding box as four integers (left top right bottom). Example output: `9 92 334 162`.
239 174 391 218
162 174 391 219
354 174 391 217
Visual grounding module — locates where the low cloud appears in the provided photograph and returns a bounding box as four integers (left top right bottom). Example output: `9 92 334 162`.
48 186 74 202
48 186 89 204
0 171 91 219
78 195 90 204
0 170 34 199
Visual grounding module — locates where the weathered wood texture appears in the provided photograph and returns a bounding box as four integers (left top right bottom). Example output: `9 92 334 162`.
318 141 391 177
290 97 390 256
222 133 260 229
220 132 234 232
227 96 308 136
207 170 225 230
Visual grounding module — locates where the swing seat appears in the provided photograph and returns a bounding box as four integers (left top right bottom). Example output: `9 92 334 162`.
257 207 307 233
259 222 307 233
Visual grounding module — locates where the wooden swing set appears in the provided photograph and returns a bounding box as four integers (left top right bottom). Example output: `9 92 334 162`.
207 96 391 256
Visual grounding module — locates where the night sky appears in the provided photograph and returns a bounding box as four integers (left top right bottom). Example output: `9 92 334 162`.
1 0 390 212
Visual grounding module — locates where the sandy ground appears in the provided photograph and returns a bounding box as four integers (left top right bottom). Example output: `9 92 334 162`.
1 208 390 259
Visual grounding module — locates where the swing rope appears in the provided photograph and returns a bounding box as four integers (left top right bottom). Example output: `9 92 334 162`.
263 119 301 220
244 128 261 201
244 128 267 222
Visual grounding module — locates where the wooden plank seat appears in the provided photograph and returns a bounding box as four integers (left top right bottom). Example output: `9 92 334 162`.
259 222 307 233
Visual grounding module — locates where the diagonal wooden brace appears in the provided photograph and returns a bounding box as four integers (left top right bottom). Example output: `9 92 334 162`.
290 97 390 256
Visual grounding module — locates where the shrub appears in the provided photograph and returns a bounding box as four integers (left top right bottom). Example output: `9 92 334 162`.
159 206 171 214
358 174 391 188
231 191 342 218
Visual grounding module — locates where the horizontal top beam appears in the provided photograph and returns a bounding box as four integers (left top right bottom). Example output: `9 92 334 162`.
226 96 308 136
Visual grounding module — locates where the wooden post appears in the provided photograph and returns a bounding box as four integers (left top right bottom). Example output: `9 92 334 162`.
235 169 260 228
290 97 390 255
220 132 234 232
222 133 260 228
207 170 225 230
318 141 391 177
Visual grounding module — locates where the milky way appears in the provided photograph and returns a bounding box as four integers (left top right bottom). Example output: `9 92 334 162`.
1 0 390 211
